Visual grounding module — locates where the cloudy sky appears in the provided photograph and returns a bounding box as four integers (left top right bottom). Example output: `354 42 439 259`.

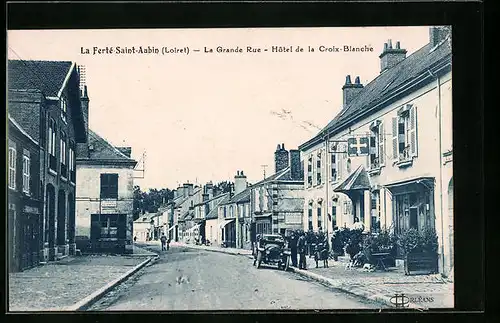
7 27 430 190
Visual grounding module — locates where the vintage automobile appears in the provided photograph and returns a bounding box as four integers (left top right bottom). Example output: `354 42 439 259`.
254 234 291 271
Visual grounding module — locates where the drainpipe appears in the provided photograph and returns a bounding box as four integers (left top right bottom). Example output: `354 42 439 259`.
428 68 446 273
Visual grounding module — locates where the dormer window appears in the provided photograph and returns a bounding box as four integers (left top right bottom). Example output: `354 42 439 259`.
60 96 68 122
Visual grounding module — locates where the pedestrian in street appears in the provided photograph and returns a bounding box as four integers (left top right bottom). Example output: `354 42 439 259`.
167 238 171 250
134 236 137 243
297 231 307 270
160 233 167 251
289 231 298 267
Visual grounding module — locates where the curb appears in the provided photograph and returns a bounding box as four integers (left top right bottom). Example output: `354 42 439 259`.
289 267 425 310
65 255 159 311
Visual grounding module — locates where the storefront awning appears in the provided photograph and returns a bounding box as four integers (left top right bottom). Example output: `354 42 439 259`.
219 219 235 229
384 177 435 195
333 165 371 193
254 213 272 219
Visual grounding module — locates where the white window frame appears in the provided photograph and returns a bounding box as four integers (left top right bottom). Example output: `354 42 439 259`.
60 134 67 165
60 96 67 122
8 147 16 190
392 105 418 164
22 155 30 194
48 119 57 156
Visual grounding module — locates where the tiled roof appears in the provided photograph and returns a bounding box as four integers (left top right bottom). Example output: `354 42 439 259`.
8 60 74 97
76 129 137 165
301 39 452 150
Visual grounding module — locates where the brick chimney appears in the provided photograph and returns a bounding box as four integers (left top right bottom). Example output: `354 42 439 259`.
429 26 451 49
275 143 289 173
289 150 303 180
187 183 194 196
234 171 248 195
116 146 132 157
379 39 407 73
204 181 214 200
173 189 178 199
342 75 364 108
76 84 90 158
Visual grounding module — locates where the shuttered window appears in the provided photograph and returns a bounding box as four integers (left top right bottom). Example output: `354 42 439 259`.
307 155 313 187
331 154 337 182
22 155 30 194
308 202 313 231
100 173 119 198
317 202 323 230
8 147 16 190
393 104 418 162
316 152 322 185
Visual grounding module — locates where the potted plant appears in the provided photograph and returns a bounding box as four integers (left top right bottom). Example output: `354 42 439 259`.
362 230 397 267
345 227 364 260
397 228 439 275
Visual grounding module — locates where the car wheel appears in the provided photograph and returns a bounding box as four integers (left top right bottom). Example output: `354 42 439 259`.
256 252 262 269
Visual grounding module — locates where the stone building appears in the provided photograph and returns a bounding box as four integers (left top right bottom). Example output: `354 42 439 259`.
75 126 137 254
7 114 42 272
8 60 88 262
249 144 305 242
298 27 453 275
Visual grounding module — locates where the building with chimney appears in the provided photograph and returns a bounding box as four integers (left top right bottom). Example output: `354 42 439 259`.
249 143 305 246
170 183 204 243
7 60 88 265
217 171 252 249
298 26 453 276
75 126 137 254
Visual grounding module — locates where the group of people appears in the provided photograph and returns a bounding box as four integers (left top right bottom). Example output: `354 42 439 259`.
287 229 330 269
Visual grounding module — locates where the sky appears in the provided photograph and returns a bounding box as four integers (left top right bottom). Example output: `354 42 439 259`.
7 27 430 190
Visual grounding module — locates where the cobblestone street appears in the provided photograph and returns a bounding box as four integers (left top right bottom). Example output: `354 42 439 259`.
88 244 380 311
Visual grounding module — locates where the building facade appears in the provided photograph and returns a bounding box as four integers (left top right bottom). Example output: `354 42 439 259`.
75 128 137 254
8 60 88 262
133 213 155 242
8 115 42 272
298 27 453 275
250 144 305 241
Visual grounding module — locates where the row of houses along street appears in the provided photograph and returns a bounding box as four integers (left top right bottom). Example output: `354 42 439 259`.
8 59 139 273
140 26 453 277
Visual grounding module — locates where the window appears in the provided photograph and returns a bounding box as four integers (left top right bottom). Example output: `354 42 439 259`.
100 214 119 239
307 155 313 187
48 119 57 171
317 202 323 230
371 191 381 232
392 105 417 163
316 152 322 185
100 173 118 198
308 202 313 231
69 141 76 183
369 122 385 169
331 154 337 182
8 147 16 190
22 155 30 194
331 205 337 228
60 96 67 122
60 131 67 178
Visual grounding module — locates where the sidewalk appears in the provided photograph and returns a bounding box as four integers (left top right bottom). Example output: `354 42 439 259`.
8 246 156 312
178 242 454 309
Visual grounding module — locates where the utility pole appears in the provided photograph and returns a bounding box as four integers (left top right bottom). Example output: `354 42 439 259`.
260 165 268 180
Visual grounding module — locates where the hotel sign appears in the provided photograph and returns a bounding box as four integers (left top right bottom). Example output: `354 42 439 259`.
101 199 118 214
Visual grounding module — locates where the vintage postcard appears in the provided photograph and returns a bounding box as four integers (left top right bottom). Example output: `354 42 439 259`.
7 26 453 311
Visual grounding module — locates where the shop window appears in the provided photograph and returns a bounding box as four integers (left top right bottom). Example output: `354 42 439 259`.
100 173 118 199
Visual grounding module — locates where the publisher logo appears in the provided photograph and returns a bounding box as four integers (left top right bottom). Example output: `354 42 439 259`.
390 293 410 308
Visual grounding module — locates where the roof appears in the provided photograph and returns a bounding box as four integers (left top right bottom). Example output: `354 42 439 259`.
8 114 39 146
300 38 452 150
221 188 251 205
205 194 230 219
333 165 371 193
76 129 137 166
8 60 74 98
250 166 299 187
134 213 156 223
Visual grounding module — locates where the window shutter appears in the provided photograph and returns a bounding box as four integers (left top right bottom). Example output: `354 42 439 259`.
379 122 385 166
100 174 108 198
409 106 418 157
392 117 398 160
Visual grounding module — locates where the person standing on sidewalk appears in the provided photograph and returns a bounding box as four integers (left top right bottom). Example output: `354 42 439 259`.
297 231 307 270
160 234 167 251
289 231 298 267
